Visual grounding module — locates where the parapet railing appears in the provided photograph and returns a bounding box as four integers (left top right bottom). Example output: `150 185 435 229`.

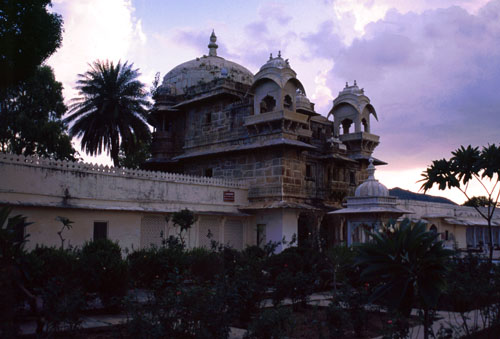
0 153 248 189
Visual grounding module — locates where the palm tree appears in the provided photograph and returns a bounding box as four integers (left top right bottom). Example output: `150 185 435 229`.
65 60 150 166
356 219 451 339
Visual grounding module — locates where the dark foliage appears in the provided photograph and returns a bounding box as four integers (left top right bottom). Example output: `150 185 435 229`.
389 187 456 205
0 0 63 88
65 60 151 166
420 144 500 261
80 239 128 308
0 66 77 160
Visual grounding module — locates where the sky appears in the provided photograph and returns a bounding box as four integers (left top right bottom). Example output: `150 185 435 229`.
47 0 500 204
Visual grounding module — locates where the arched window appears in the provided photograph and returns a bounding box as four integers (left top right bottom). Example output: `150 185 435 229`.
341 119 353 134
362 118 369 132
284 95 293 110
259 95 276 113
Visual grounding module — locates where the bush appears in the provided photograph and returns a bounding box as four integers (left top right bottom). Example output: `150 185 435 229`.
326 299 350 337
127 244 188 289
126 272 231 339
244 307 293 339
80 239 128 307
187 247 223 282
23 246 85 335
267 247 320 307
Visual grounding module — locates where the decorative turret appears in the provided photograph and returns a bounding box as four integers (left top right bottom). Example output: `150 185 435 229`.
328 81 380 160
354 158 388 197
208 30 218 57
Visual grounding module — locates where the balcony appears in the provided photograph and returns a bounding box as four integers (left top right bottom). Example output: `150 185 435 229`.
244 109 308 127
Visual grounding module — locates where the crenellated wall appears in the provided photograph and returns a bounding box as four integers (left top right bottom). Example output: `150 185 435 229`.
0 153 248 213
0 153 253 250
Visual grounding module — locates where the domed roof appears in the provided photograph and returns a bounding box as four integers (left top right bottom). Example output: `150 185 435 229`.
295 89 312 112
160 31 254 95
259 51 291 71
355 158 389 197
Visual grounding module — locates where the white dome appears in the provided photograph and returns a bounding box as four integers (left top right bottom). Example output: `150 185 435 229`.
160 32 253 95
259 52 291 71
354 159 389 197
295 89 312 112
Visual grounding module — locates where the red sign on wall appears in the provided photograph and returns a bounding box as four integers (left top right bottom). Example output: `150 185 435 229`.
223 191 235 202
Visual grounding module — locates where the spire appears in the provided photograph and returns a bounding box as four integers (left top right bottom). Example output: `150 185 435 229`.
208 30 218 57
367 158 375 180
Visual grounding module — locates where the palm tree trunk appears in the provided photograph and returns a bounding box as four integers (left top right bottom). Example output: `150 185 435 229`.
111 134 120 167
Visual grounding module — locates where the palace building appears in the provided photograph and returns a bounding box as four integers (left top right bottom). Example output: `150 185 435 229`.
2 32 497 253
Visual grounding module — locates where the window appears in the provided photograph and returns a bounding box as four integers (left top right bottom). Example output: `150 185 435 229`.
306 164 312 178
362 118 369 132
93 221 108 241
205 168 213 177
349 171 356 185
284 95 293 110
205 112 211 124
341 119 353 134
259 95 276 113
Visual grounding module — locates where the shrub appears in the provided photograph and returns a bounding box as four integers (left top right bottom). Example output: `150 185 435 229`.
227 246 268 323
326 299 350 337
24 246 85 334
126 272 231 339
267 246 320 307
127 244 188 289
244 307 293 339
0 207 31 337
187 247 223 282
80 239 128 308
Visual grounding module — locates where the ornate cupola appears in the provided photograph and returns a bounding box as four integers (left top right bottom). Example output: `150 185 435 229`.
329 158 412 245
328 81 380 161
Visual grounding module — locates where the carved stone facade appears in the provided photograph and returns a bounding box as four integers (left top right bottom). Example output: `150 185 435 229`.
146 32 384 247
0 33 390 252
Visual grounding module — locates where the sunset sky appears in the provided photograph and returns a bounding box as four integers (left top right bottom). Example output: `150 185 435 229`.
47 0 500 204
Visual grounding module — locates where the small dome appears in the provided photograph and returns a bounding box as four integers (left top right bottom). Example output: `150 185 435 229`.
295 89 312 112
160 32 254 95
354 159 389 197
259 51 291 71
339 80 364 96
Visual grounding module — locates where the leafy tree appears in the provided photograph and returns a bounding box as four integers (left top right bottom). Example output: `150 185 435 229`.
420 145 500 261
0 65 77 160
172 209 197 247
462 196 498 208
0 0 63 89
65 60 151 166
118 133 152 169
356 219 451 339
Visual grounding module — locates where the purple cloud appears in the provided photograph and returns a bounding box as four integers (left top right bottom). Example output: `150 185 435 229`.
304 2 500 169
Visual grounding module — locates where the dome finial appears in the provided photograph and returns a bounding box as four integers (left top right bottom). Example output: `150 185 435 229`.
208 30 218 57
367 157 375 179
278 50 281 58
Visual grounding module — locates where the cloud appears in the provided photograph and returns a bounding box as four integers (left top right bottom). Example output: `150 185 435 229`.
314 1 500 170
48 0 146 101
257 3 293 25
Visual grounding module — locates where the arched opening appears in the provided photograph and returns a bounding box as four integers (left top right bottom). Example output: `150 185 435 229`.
361 118 369 132
430 224 437 233
284 94 293 110
341 118 353 134
259 95 276 113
